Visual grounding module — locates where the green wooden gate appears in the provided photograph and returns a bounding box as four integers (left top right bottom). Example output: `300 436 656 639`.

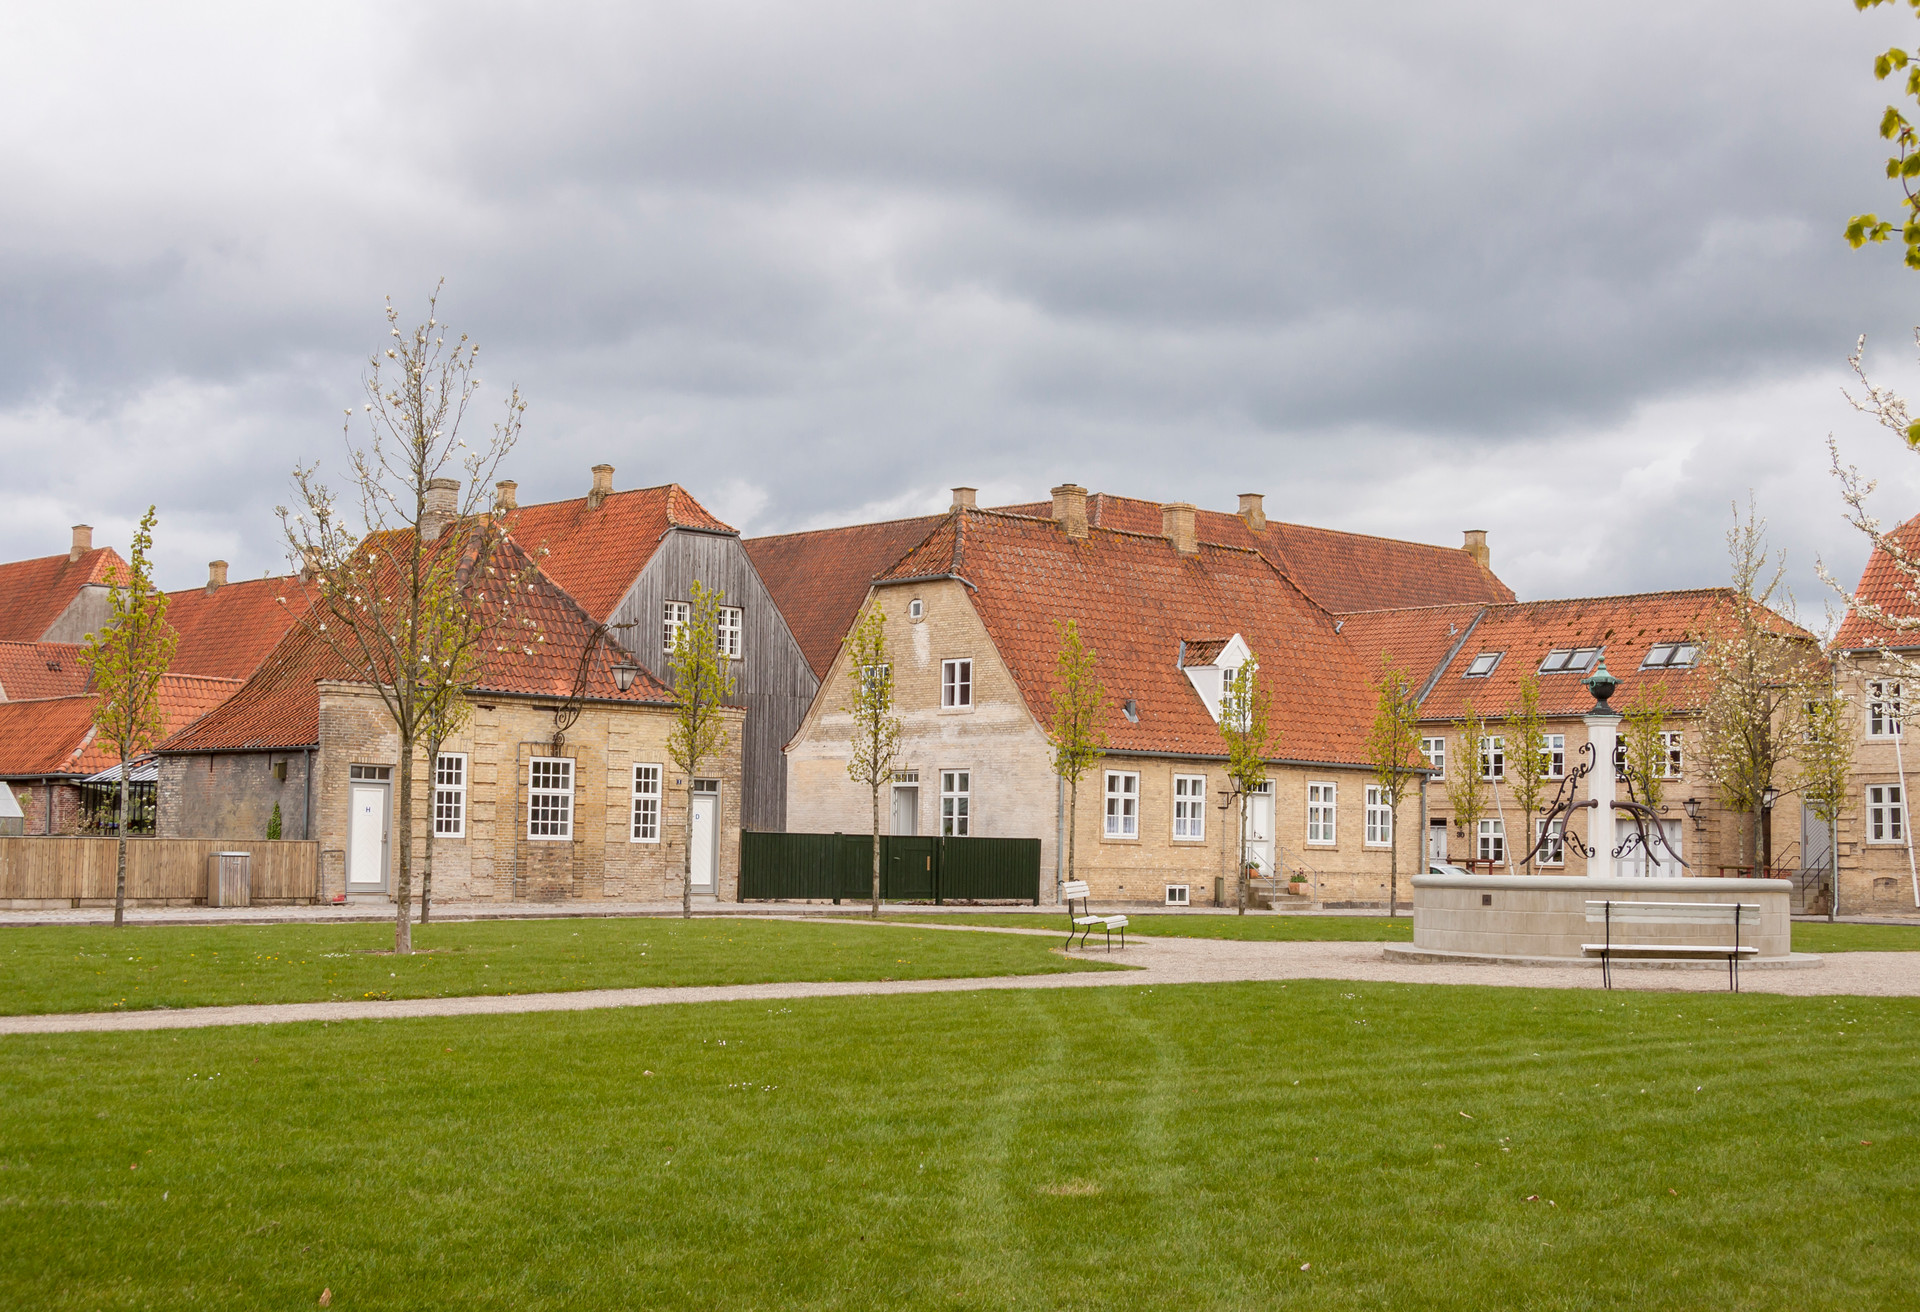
739 832 1040 904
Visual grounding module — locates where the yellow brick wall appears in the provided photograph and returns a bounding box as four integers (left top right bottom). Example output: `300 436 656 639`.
1834 658 1920 914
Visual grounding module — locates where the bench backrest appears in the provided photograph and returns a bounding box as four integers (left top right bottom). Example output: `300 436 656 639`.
1584 900 1759 927
1063 881 1090 899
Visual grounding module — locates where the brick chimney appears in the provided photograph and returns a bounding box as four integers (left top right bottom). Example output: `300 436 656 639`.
1238 493 1266 532
1462 529 1490 571
421 478 460 542
588 464 615 511
1051 484 1088 541
495 480 518 512
70 525 92 562
1162 502 1198 555
205 560 228 595
950 486 977 511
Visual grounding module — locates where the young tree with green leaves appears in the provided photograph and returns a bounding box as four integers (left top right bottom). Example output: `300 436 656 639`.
80 505 178 928
1366 657 1423 917
1446 699 1492 868
1504 676 1550 873
843 604 902 918
668 580 737 920
1798 680 1853 921
1621 683 1671 813
1049 619 1106 899
1218 657 1275 915
1846 0 1920 274
279 284 527 953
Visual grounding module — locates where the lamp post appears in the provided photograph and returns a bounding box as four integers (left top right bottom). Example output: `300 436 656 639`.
1761 784 1779 876
1582 658 1622 879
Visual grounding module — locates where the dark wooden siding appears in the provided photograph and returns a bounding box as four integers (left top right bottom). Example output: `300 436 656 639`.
611 530 818 832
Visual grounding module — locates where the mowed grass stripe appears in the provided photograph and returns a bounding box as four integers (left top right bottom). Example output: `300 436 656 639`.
0 982 1913 1309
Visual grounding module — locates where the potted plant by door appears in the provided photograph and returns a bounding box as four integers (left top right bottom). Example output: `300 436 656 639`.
1287 871 1309 896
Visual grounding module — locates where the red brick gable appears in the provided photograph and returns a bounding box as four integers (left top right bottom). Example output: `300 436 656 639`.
0 642 90 701
0 547 129 642
0 674 242 778
745 514 947 678
875 510 1379 766
505 483 735 622
996 493 1515 613
164 575 314 681
1835 512 1920 651
161 529 673 754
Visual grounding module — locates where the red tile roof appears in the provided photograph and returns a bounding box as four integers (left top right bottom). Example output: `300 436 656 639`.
0 547 130 642
1336 603 1487 697
161 529 675 753
0 642 90 701
745 514 947 678
996 493 1516 613
0 674 243 778
1410 590 1810 720
505 483 735 622
163 575 314 680
1835 513 1920 651
874 510 1380 766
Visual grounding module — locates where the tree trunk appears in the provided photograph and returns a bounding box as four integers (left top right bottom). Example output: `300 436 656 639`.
112 759 129 928
393 742 414 954
1066 777 1078 887
1388 797 1399 920
1237 795 1248 915
1829 833 1839 922
870 783 882 918
684 781 696 919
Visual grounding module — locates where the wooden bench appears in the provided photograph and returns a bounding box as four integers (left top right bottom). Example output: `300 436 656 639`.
1583 900 1761 992
1063 880 1129 951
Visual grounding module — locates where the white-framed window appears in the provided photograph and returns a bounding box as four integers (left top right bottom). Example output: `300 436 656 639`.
528 757 574 840
349 764 391 781
1173 774 1207 840
1464 651 1503 677
1868 784 1906 843
1477 818 1505 864
1479 736 1505 781
941 770 970 836
1869 680 1904 738
662 600 690 654
1104 771 1139 838
1165 884 1190 906
942 659 973 708
716 606 743 659
1659 731 1684 778
1421 736 1446 778
1307 782 1337 845
1539 647 1601 673
1534 818 1564 866
1543 733 1565 778
631 764 662 842
908 598 924 621
1642 642 1699 669
433 753 467 838
1364 784 1392 847
1613 741 1629 780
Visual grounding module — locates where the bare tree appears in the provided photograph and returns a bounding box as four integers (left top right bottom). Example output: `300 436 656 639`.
843 604 902 918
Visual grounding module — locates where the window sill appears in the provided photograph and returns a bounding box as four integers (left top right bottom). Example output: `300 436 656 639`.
1171 836 1206 844
1101 833 1140 843
938 706 975 715
1305 841 1336 849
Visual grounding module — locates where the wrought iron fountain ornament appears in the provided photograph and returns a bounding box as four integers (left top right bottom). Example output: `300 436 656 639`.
1515 657 1688 872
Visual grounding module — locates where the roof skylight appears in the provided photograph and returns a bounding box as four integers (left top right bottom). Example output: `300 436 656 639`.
1642 642 1698 669
1464 651 1503 677
1539 647 1601 674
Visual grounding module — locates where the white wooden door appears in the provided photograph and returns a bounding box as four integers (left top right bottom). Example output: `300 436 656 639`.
690 792 718 892
1245 786 1275 875
890 786 919 836
1427 820 1448 863
347 783 389 889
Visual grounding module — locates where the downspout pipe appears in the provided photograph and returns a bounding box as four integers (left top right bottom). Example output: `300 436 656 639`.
1894 728 1920 909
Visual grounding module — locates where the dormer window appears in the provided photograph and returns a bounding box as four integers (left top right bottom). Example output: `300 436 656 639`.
1464 651 1503 678
1539 647 1601 674
1642 642 1698 669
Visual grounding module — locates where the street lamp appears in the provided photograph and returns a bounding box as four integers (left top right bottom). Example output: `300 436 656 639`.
613 658 641 692
1683 797 1702 830
1761 785 1779 811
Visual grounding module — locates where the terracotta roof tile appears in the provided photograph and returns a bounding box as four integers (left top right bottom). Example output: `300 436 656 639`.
0 547 130 642
163 575 314 680
0 642 90 701
996 493 1515 612
161 529 674 754
0 674 243 778
505 483 734 622
1836 513 1920 650
1336 603 1487 696
875 510 1380 767
744 514 948 678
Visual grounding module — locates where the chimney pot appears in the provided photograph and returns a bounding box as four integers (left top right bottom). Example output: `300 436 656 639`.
421 477 460 542
1163 502 1199 555
205 560 228 594
588 463 615 510
1462 529 1490 571
1237 493 1266 532
70 525 92 562
1051 484 1089 541
495 480 518 512
950 486 977 511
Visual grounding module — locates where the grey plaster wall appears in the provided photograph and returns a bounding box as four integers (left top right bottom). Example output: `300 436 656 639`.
40 585 114 643
158 751 314 841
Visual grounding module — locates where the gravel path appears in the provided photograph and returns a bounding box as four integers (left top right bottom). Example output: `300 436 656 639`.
3 934 1916 1036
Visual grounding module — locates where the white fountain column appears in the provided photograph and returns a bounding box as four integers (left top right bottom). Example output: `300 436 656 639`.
1582 659 1622 880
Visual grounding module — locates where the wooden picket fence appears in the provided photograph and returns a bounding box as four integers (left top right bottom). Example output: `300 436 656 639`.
0 837 320 904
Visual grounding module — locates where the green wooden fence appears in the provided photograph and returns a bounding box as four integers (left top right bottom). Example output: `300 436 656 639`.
739 832 1040 904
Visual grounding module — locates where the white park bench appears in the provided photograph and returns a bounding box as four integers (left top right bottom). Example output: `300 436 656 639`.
1063 880 1129 951
1583 900 1761 992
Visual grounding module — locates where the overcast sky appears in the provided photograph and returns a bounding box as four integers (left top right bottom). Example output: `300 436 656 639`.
6 2 1920 623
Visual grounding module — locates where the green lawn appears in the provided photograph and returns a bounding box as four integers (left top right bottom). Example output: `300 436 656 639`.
2 981 1914 1310
876 911 1417 941
1791 921 1920 954
0 918 1114 1016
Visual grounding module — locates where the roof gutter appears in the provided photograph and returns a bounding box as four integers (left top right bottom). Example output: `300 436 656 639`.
875 572 978 592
